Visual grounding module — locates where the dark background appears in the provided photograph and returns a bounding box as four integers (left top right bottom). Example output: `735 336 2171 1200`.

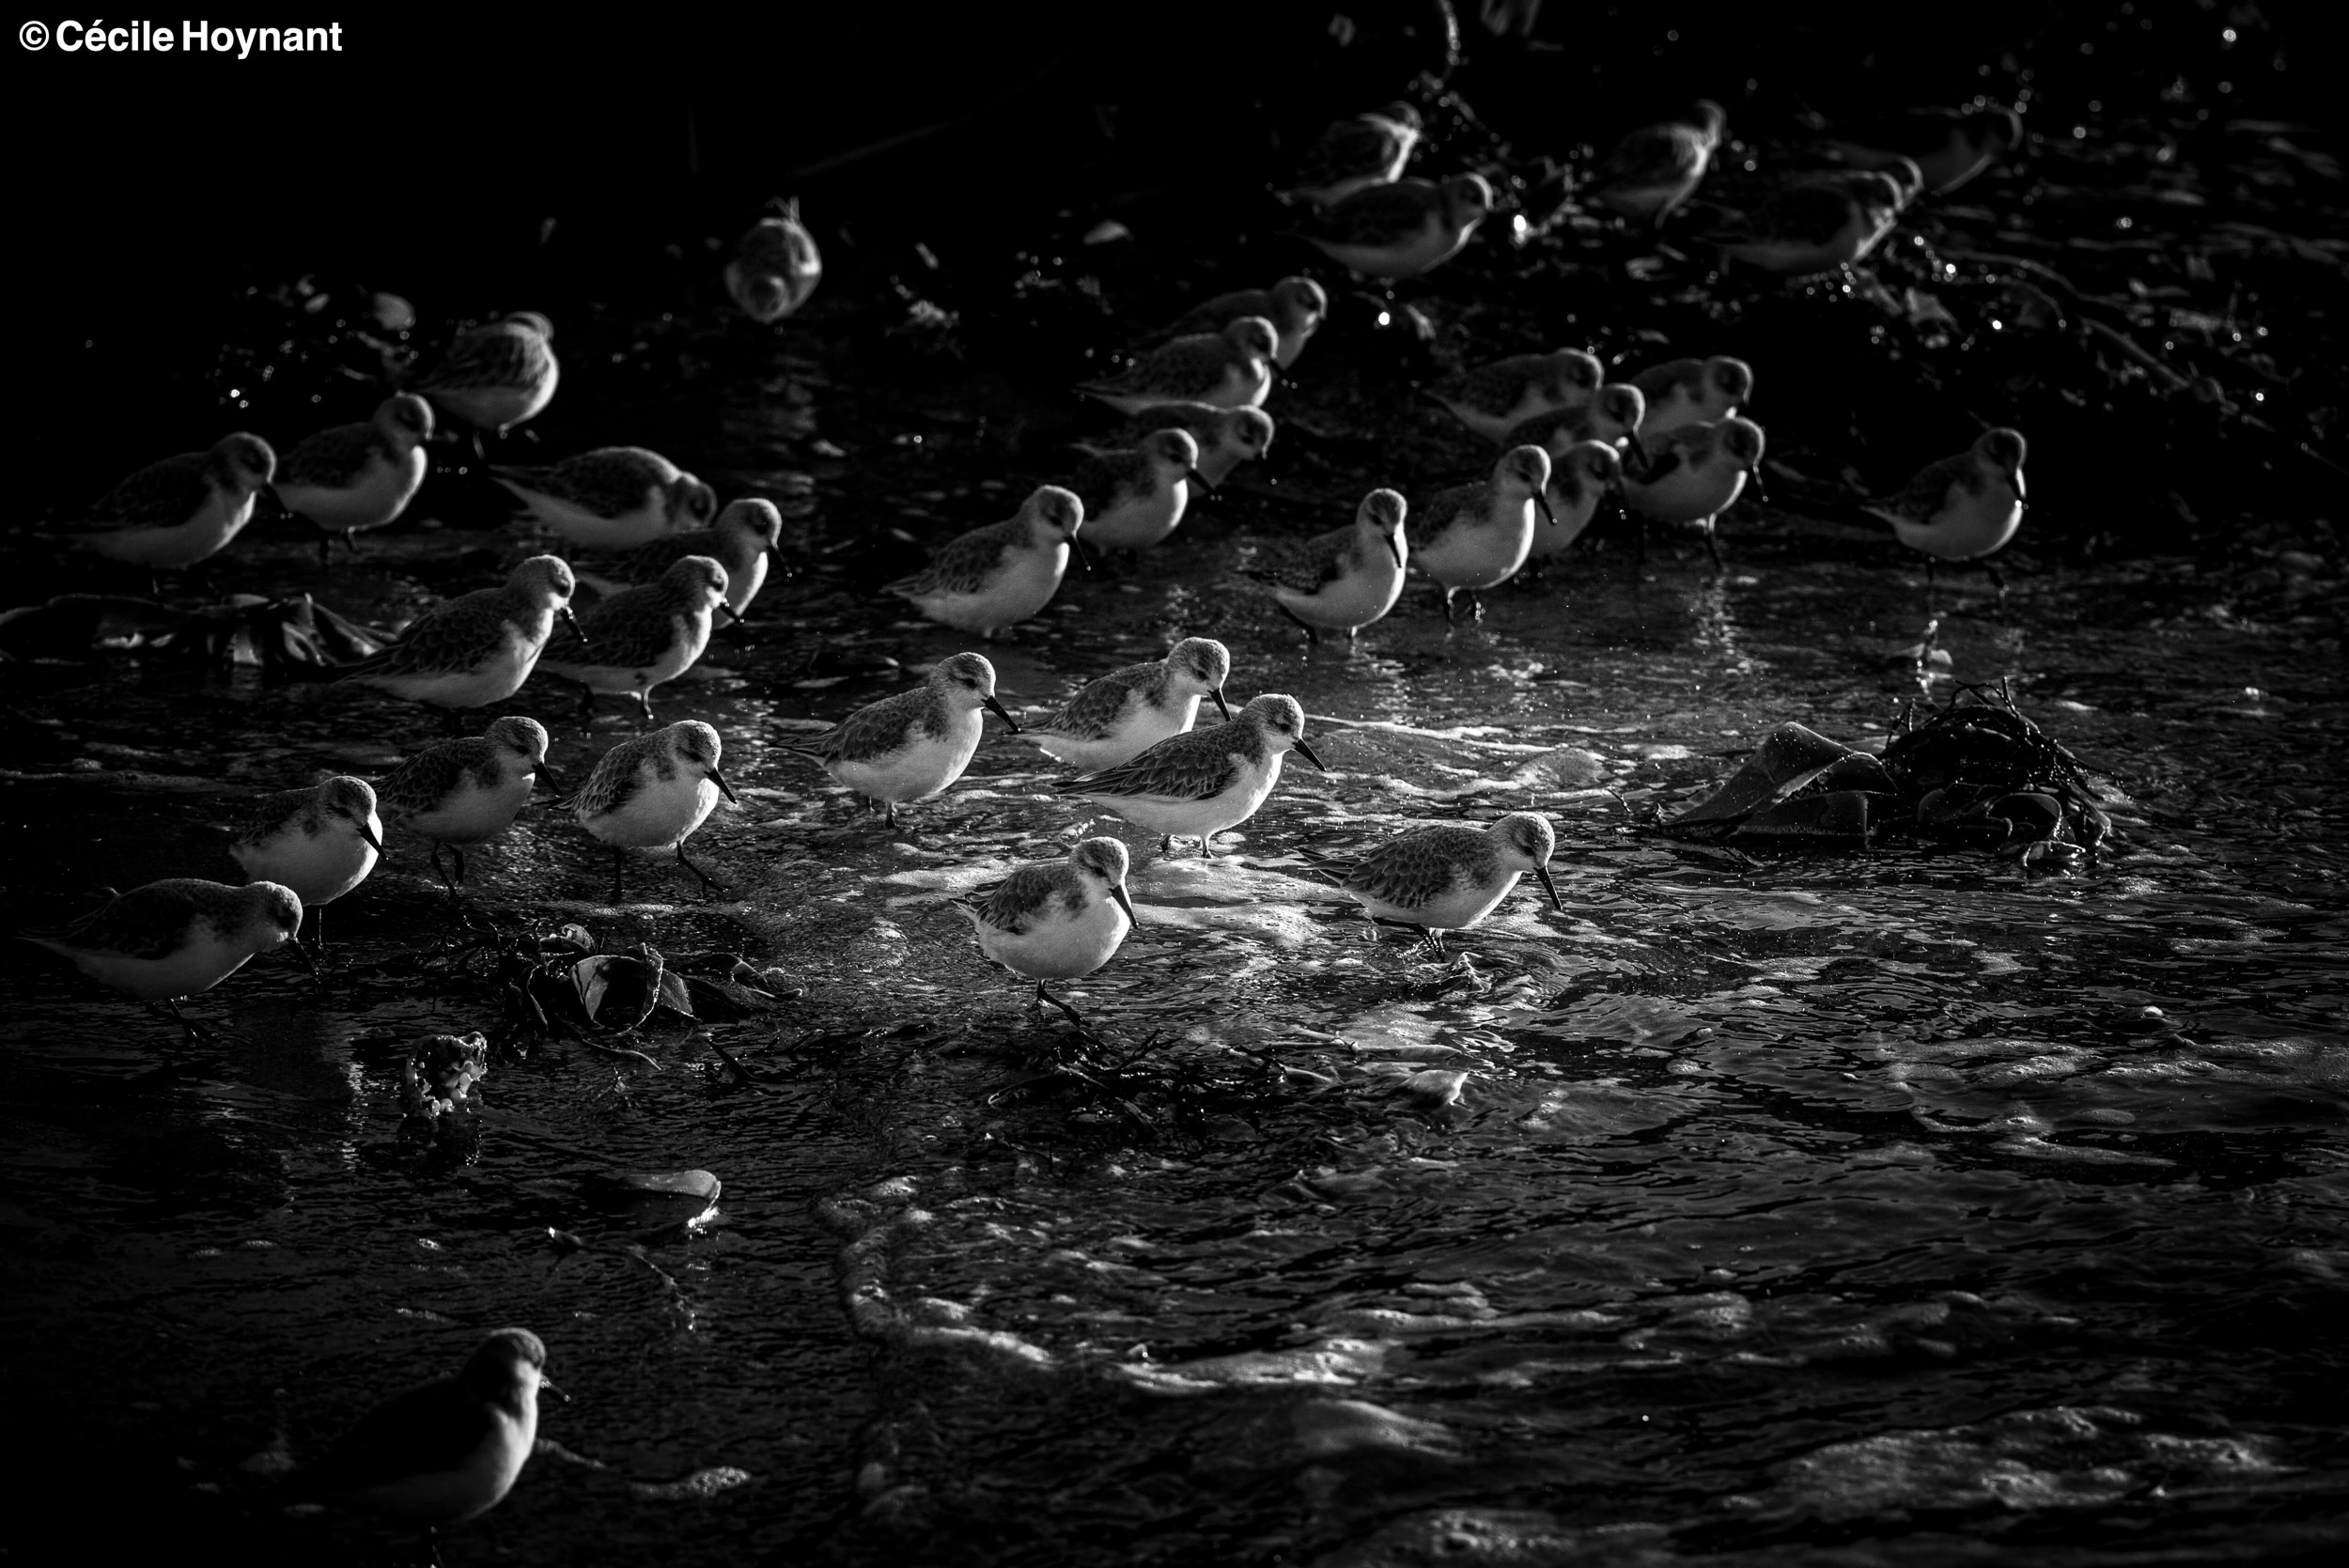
8 1 2327 515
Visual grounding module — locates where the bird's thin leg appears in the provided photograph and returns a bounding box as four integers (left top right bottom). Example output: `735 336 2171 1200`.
610 847 626 905
1703 525 1723 571
677 842 728 899
315 532 333 568
637 692 658 729
1423 925 1446 957
576 684 598 722
1199 833 1215 859
312 904 330 965
163 998 208 1043
1442 592 1458 627
450 845 469 886
1274 601 1320 644
1159 834 1174 857
1986 560 2008 601
1636 517 1649 572
341 530 363 559
1037 984 1086 1030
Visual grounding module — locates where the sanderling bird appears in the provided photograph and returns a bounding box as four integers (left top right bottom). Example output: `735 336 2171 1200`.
726 200 823 322
491 446 719 553
572 720 738 903
1502 382 1648 454
1163 276 1330 368
537 554 730 726
275 394 435 564
1078 317 1279 414
283 1327 548 1560
1105 403 1274 487
377 716 560 894
1427 349 1604 442
578 498 786 618
1865 427 2029 592
885 485 1084 638
1410 445 1555 621
417 312 558 442
1524 442 1626 562
1823 104 2024 194
337 555 584 722
70 433 276 573
1057 692 1325 858
1716 170 1908 274
1342 812 1563 954
1591 101 1727 225
1069 429 1208 551
1625 415 1766 567
956 836 1136 1024
1302 174 1495 278
804 652 1017 827
20 877 304 1037
229 776 382 957
1284 101 1423 207
1019 637 1233 771
1251 488 1409 644
1628 355 1753 448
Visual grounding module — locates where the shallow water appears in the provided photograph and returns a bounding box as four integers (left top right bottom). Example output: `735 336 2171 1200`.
4 476 2343 1561
8 33 2349 1559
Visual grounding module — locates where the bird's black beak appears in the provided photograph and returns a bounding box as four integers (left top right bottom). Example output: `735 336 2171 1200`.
1110 883 1137 924
984 693 1021 734
1264 361 1283 382
1069 532 1092 575
560 607 592 651
1186 468 1216 493
536 758 566 794
286 937 321 980
540 1377 570 1404
1534 489 1559 528
357 818 384 853
1209 687 1233 723
710 765 740 804
1294 737 1328 770
1534 863 1563 911
719 602 742 624
1386 534 1405 567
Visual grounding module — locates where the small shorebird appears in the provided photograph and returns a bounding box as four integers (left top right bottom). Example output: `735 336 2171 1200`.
1302 174 1494 278
1591 101 1727 225
417 312 558 442
1624 416 1766 567
885 485 1084 638
1078 317 1278 414
1057 692 1325 858
1502 382 1648 455
1019 637 1233 771
284 1327 549 1562
1716 170 1907 274
1284 101 1423 207
537 554 730 725
1343 812 1562 954
336 555 585 723
804 652 1018 827
1252 488 1409 644
1163 277 1328 369
491 447 719 553
275 394 435 564
376 717 560 894
229 776 383 957
1069 429 1208 551
572 720 738 903
1628 356 1753 448
1410 445 1555 621
1104 404 1273 487
1428 349 1603 442
1864 427 2028 592
956 836 1136 1025
1524 442 1625 561
70 433 276 573
578 498 786 618
1822 104 2024 194
726 201 823 322
20 878 304 1037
